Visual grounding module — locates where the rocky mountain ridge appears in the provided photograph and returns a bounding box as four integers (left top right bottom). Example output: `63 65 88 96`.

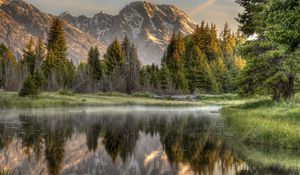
0 0 196 65
0 0 106 64
60 1 196 64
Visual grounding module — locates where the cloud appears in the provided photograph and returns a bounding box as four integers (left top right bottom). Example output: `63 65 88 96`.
190 0 217 16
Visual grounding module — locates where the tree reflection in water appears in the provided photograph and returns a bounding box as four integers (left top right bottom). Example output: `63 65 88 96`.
0 108 298 175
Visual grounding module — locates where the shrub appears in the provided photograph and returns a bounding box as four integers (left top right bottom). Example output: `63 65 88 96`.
19 76 38 97
132 91 154 98
59 89 74 96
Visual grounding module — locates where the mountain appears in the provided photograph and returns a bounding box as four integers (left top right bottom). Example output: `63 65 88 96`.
60 1 196 65
0 0 106 64
0 0 196 65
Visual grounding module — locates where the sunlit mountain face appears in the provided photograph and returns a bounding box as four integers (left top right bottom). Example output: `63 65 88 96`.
0 107 299 175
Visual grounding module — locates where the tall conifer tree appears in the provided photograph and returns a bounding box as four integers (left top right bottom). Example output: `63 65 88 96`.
23 37 36 76
87 46 102 81
186 46 217 93
104 38 125 74
42 18 74 89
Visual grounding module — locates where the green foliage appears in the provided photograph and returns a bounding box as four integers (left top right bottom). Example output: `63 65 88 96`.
162 32 187 90
104 38 125 74
235 0 266 36
87 46 102 81
236 0 300 100
222 97 300 149
207 24 221 61
158 21 242 94
42 18 74 90
122 37 141 94
20 38 46 95
149 64 160 89
19 75 38 97
139 66 147 86
0 44 17 91
186 46 217 93
33 69 46 88
211 58 231 93
131 91 154 98
174 70 188 92
159 64 171 91
59 89 74 96
23 37 36 76
47 18 67 60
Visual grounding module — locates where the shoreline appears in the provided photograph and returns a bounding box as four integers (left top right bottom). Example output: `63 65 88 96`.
221 93 300 150
0 91 245 109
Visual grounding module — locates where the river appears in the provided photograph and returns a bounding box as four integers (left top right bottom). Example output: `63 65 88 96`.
0 106 299 175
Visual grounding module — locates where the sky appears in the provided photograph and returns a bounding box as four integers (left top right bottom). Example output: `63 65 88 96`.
25 0 243 32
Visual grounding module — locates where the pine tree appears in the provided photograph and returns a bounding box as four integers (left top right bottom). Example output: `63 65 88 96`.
47 18 67 60
186 46 217 93
124 43 140 94
42 18 74 90
33 69 46 90
104 38 125 74
139 66 147 86
191 21 211 56
175 70 188 92
236 0 300 100
73 62 90 92
235 0 265 35
42 50 60 90
211 58 231 93
149 64 159 89
122 36 131 63
162 32 187 90
221 23 236 68
0 46 17 91
159 64 171 91
207 24 220 61
63 59 76 88
19 75 38 97
34 38 46 72
23 37 36 76
191 22 206 51
87 47 102 81
21 38 46 94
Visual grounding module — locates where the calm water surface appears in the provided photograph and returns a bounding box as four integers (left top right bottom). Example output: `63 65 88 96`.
0 106 299 175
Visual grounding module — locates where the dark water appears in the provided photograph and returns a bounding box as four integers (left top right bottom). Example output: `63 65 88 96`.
0 106 299 175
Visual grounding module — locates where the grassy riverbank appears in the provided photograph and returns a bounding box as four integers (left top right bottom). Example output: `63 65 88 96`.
2 90 299 150
0 91 250 109
0 92 194 108
222 93 300 149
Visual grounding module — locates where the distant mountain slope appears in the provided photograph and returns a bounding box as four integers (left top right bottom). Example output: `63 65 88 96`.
0 0 195 65
0 0 106 64
61 1 196 65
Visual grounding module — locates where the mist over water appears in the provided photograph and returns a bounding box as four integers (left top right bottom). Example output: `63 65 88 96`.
0 106 299 175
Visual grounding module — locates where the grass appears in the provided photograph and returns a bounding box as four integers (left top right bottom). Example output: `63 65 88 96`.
2 90 299 150
0 91 255 109
222 93 300 149
0 91 192 109
227 138 300 171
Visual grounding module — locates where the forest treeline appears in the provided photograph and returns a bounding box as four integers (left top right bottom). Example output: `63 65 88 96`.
0 0 299 100
0 18 244 96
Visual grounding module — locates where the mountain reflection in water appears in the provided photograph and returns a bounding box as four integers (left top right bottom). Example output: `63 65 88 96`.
0 106 299 175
